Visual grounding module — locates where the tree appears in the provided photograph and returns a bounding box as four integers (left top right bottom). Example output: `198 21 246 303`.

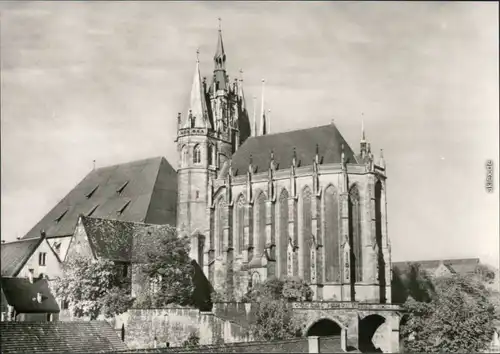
401 273 497 353
53 257 134 320
243 276 313 302
138 226 195 307
244 277 311 341
392 263 435 304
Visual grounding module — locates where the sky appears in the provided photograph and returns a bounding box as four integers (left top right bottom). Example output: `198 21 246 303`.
1 1 499 267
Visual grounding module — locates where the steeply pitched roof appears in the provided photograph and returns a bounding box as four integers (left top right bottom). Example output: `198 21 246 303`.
81 216 175 263
1 237 44 276
21 156 177 240
0 277 59 313
393 258 480 276
0 321 128 353
228 123 358 176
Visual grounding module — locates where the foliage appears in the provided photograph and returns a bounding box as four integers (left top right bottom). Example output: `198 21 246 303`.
243 276 313 302
53 257 134 320
249 298 304 341
401 273 497 353
182 331 200 348
392 263 435 304
474 263 497 284
139 227 195 307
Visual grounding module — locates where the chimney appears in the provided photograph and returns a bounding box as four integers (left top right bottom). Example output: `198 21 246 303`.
40 229 46 239
16 236 21 240
28 269 34 284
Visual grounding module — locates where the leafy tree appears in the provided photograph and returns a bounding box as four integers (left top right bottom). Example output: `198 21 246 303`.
53 257 134 320
392 263 435 304
250 298 304 341
243 276 313 302
474 263 496 284
139 226 195 307
401 273 497 353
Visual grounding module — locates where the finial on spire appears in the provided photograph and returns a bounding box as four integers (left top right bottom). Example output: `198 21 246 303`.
361 119 366 142
270 149 274 161
196 48 200 62
218 17 222 31
239 69 243 82
93 160 96 170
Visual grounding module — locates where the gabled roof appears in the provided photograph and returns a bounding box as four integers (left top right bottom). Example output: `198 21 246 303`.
393 258 480 276
0 321 128 353
228 123 358 176
80 216 175 263
1 237 44 276
0 277 59 313
21 156 177 240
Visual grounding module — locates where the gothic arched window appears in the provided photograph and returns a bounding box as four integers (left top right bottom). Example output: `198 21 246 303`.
193 145 202 164
254 192 266 255
349 185 362 282
375 180 386 303
215 197 226 257
234 195 246 255
324 185 340 282
301 186 312 282
278 189 289 278
181 145 188 167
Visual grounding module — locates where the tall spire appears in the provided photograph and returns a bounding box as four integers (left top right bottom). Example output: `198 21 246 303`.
360 116 367 159
183 49 210 129
214 17 226 70
252 96 258 136
259 79 267 135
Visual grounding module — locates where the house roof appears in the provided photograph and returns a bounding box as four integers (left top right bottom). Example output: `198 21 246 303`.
393 258 480 276
228 123 358 177
81 216 175 263
0 277 60 313
21 156 177 240
1 237 44 276
0 321 128 353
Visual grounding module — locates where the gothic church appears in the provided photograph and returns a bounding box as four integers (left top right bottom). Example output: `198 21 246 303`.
177 27 391 304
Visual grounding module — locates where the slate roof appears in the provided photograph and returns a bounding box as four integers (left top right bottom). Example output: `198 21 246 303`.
228 123 358 176
1 237 44 276
393 258 480 276
81 216 175 263
0 321 128 353
0 277 60 313
21 156 177 240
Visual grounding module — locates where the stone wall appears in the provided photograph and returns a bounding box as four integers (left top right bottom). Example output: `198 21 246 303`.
114 308 249 349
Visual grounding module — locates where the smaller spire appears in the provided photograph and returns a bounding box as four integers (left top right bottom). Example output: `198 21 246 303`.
361 118 366 142
248 154 253 174
292 147 297 167
260 79 267 135
196 48 200 63
315 144 319 164
239 69 244 82
252 96 258 137
379 149 386 168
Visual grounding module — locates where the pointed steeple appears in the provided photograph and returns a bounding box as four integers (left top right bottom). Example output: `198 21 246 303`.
183 49 210 129
360 118 367 159
252 96 258 136
212 18 228 91
259 79 267 135
238 69 246 109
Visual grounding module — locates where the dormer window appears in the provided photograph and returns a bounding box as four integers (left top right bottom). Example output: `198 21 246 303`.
86 185 99 199
87 204 99 217
117 200 131 215
193 145 201 164
117 181 129 195
55 209 68 223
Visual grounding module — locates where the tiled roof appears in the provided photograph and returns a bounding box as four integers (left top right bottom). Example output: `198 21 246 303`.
0 277 59 313
228 123 358 177
393 258 480 276
81 216 175 263
0 321 128 353
21 156 177 240
1 237 44 276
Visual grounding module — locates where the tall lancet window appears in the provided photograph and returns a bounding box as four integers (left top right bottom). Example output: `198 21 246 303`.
301 186 312 282
234 195 246 255
324 185 341 282
207 144 214 166
254 192 266 256
215 197 226 257
193 144 202 164
375 180 386 303
349 185 362 282
278 189 289 278
181 145 188 167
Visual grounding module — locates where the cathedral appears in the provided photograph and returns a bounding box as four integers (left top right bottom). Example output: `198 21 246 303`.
177 26 391 304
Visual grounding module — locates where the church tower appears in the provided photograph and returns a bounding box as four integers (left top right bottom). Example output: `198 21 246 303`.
176 23 249 246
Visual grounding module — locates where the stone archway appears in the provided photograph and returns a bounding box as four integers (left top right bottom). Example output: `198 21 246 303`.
306 318 342 337
359 314 386 353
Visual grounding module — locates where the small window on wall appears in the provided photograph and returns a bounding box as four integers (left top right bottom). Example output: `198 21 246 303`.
193 145 202 164
39 252 47 266
47 313 53 322
207 145 214 166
